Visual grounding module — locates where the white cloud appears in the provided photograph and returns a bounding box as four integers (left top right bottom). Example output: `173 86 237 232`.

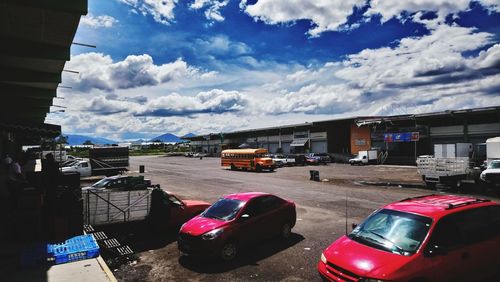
64 53 204 92
81 14 118 28
136 89 249 116
365 1 500 25
239 1 500 36
334 25 494 90
365 0 471 23
241 0 366 37
194 35 252 56
118 0 178 24
480 0 500 12
190 0 229 22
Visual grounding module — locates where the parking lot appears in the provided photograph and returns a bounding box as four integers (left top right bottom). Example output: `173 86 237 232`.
107 155 499 281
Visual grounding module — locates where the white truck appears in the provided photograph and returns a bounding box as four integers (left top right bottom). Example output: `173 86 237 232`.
479 137 500 187
272 154 296 167
417 143 479 189
61 158 127 178
349 150 378 165
485 137 500 166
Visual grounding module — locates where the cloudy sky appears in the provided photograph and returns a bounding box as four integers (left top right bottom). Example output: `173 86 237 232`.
47 0 500 141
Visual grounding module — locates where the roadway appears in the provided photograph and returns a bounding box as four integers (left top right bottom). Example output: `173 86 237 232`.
108 155 496 281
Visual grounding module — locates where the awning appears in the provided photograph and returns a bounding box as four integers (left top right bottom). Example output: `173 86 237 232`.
290 138 308 147
0 1 87 125
0 121 61 137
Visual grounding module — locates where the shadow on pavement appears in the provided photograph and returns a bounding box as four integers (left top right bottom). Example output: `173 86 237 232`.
178 233 305 273
96 221 179 253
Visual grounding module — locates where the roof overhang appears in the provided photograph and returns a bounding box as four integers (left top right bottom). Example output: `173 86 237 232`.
0 0 87 131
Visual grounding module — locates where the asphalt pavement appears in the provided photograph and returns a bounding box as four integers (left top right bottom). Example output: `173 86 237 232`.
108 155 498 282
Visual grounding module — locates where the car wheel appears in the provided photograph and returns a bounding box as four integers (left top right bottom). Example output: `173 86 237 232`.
280 223 292 239
256 164 262 172
220 242 237 261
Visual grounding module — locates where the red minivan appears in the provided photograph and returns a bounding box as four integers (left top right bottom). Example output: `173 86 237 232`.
318 195 500 282
178 192 296 261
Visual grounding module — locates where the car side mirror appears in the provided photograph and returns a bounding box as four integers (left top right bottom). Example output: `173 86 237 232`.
351 223 358 230
240 214 250 222
425 244 447 257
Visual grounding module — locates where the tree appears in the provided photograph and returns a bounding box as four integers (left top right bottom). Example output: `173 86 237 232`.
56 135 68 145
83 140 94 146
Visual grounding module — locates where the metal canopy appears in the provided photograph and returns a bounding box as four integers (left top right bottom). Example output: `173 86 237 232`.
290 138 308 147
0 0 87 127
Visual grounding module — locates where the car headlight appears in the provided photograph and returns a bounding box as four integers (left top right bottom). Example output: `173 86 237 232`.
201 228 224 240
320 253 327 264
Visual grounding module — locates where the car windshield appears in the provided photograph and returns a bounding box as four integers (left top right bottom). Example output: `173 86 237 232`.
349 209 432 256
489 162 500 169
91 178 112 188
202 198 245 221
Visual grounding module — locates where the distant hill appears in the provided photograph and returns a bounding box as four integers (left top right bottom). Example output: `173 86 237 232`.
150 133 183 143
64 134 117 145
181 133 196 138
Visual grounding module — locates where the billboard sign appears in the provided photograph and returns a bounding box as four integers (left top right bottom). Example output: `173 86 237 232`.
384 132 420 142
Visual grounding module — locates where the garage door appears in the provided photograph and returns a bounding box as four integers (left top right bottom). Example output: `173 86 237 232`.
281 142 291 154
268 143 279 153
311 141 327 153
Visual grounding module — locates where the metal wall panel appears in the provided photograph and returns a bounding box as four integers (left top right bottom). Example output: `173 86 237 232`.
468 123 500 135
311 141 327 153
268 143 279 153
430 125 463 136
282 142 291 154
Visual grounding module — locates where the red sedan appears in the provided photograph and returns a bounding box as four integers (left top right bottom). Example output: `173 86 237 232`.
178 192 296 261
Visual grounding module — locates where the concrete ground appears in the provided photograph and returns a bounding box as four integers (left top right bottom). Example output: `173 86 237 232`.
106 156 499 282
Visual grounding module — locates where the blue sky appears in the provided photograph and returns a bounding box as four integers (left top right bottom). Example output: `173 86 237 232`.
48 0 500 140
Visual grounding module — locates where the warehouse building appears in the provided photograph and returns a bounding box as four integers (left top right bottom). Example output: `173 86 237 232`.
184 106 500 165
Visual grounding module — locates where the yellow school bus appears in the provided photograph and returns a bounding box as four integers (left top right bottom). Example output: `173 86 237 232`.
221 148 275 171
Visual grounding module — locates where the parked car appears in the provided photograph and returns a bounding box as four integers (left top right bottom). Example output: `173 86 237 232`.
178 192 296 261
318 194 500 282
293 154 307 166
306 156 319 165
308 153 331 164
82 175 154 192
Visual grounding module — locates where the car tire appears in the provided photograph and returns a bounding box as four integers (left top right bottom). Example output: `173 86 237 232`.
256 164 262 172
220 242 237 261
280 223 292 239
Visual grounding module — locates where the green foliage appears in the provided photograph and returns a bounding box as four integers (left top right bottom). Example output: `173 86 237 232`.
67 147 89 158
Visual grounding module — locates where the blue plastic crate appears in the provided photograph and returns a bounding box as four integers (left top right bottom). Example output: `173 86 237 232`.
47 234 100 264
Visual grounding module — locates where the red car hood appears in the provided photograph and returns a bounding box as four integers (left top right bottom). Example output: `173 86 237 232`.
323 236 414 279
183 200 210 208
180 215 228 236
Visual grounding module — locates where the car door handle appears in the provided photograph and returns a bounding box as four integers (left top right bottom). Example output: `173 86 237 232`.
461 252 470 260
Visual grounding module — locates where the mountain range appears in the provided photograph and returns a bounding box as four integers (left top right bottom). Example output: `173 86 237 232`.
149 133 195 143
64 134 117 145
